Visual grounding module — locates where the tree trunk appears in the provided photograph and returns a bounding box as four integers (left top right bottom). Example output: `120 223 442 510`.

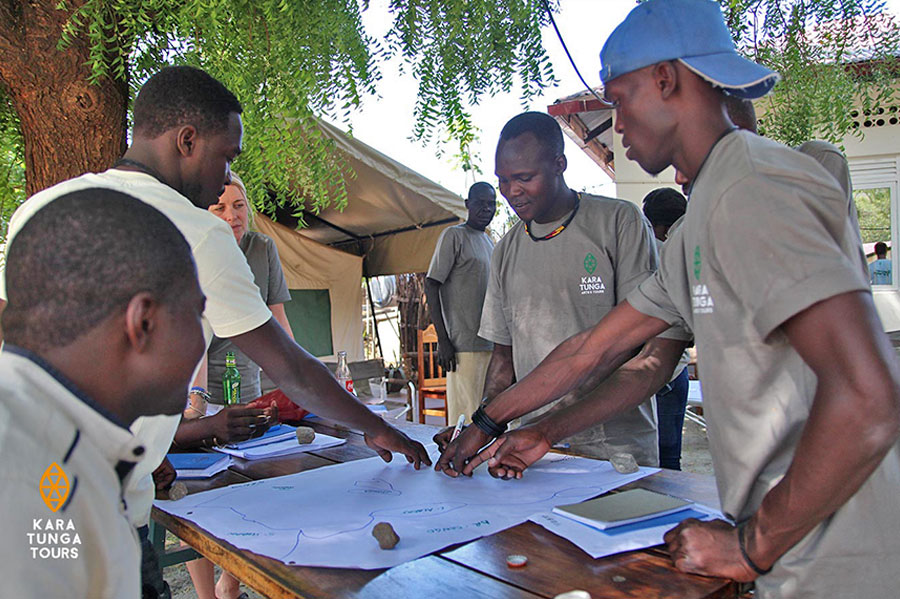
0 0 127 196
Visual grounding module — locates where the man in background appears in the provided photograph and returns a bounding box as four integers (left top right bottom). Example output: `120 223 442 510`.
869 241 892 284
425 182 496 424
642 187 691 470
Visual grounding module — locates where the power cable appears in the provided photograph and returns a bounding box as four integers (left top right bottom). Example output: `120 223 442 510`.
541 0 611 106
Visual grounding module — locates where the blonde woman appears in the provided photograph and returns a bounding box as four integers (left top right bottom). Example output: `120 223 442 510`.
203 173 295 405
180 173 294 599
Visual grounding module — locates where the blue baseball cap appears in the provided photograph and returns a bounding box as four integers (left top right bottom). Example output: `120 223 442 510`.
600 0 780 99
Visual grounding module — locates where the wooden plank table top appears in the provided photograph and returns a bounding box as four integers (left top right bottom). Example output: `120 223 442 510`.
154 418 737 599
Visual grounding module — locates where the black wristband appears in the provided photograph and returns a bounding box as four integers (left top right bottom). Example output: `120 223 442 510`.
737 521 772 576
471 405 506 438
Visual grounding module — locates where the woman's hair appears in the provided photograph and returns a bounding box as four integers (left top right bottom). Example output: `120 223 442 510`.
225 172 255 230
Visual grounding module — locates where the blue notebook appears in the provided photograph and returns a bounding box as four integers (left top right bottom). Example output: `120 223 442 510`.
167 452 231 478
225 424 297 450
168 453 227 470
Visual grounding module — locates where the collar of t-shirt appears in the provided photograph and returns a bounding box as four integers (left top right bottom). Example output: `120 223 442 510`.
3 344 147 475
686 127 739 199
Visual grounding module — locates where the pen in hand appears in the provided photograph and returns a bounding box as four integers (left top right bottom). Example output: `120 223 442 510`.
449 413 466 443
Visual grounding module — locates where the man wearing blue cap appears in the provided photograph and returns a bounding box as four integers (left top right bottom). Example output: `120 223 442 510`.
443 1 900 596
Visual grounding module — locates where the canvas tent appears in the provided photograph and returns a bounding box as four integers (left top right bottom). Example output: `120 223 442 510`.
275 119 468 277
255 214 365 362
256 121 468 361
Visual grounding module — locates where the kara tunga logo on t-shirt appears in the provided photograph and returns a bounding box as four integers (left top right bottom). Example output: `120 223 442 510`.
692 245 714 314
580 253 606 295
32 462 81 559
692 284 715 314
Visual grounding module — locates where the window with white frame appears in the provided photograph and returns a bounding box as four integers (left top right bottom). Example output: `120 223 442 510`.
850 157 899 289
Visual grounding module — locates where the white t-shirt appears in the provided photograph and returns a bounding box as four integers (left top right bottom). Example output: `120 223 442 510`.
0 170 272 525
0 347 148 598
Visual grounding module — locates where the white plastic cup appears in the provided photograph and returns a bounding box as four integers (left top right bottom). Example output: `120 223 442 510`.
368 377 385 404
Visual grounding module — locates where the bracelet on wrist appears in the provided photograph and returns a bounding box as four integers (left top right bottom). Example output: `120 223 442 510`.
184 406 206 418
189 386 212 402
471 404 506 438
737 521 772 577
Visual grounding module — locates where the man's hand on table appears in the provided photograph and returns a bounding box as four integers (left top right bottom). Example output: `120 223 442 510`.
364 423 432 470
433 424 491 477
209 405 271 444
152 457 176 498
464 426 552 479
664 518 759 582
432 424 457 452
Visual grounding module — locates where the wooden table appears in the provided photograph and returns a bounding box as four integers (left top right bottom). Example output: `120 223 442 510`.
153 420 737 599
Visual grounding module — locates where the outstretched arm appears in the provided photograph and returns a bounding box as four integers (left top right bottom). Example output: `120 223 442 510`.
665 290 900 581
433 342 514 475
470 337 688 477
435 301 671 475
481 301 670 425
231 318 431 468
269 303 295 340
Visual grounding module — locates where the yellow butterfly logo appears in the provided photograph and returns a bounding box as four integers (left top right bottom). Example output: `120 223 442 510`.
39 462 70 512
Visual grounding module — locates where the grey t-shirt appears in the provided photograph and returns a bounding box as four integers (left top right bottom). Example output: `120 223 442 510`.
628 130 899 598
426 224 495 352
796 140 868 278
208 231 291 403
479 193 660 463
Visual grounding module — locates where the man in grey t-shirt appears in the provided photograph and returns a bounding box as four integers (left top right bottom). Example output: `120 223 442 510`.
435 111 660 471
456 2 900 598
425 182 496 424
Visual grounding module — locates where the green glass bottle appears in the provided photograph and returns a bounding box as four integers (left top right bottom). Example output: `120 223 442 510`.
222 351 241 406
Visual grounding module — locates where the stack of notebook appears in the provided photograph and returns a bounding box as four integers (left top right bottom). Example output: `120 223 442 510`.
224 424 298 449
213 424 346 460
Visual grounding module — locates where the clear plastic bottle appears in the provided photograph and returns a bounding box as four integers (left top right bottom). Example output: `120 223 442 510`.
336 350 354 395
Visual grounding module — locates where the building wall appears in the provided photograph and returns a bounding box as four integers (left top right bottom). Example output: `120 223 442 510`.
611 99 900 331
844 113 900 331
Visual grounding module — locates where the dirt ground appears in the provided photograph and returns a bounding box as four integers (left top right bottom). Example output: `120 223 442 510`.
164 419 713 599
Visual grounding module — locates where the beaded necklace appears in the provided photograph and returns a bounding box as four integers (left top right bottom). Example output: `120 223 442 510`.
523 192 581 242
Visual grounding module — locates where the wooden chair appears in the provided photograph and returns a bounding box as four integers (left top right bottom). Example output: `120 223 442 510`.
416 324 448 424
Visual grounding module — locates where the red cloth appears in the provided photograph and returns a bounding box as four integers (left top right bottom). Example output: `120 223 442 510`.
246 389 309 424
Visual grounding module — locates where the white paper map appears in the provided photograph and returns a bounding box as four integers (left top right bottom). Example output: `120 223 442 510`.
155 448 656 569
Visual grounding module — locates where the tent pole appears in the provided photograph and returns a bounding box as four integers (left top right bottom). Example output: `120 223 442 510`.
365 275 385 360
